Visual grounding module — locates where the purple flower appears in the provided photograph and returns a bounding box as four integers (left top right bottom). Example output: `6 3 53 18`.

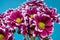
9 10 24 23
26 7 37 19
34 14 54 38
0 27 13 40
7 10 24 29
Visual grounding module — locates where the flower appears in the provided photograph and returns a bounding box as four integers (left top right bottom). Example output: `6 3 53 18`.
9 10 24 24
0 13 7 27
39 6 59 23
0 26 13 40
34 14 54 38
0 30 4 40
26 6 37 19
26 0 44 6
7 10 24 29
17 24 28 35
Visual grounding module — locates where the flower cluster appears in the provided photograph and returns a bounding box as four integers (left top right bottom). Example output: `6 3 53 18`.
0 0 60 40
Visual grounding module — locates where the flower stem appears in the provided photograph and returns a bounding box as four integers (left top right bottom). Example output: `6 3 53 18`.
31 37 35 40
24 35 29 40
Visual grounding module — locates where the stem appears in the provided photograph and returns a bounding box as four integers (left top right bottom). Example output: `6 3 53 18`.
24 35 29 40
31 37 35 40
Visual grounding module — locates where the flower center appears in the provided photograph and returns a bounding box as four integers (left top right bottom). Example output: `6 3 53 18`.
30 15 34 18
0 34 4 40
16 18 21 23
38 22 45 29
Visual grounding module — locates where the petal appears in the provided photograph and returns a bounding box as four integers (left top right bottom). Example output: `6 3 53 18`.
40 30 47 38
45 27 54 33
45 20 52 26
45 26 54 35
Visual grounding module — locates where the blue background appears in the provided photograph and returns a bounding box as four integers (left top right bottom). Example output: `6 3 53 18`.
0 0 60 40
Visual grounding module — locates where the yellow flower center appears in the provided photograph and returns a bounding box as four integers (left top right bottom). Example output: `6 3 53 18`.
0 34 4 40
38 22 45 29
16 18 21 23
30 15 34 18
